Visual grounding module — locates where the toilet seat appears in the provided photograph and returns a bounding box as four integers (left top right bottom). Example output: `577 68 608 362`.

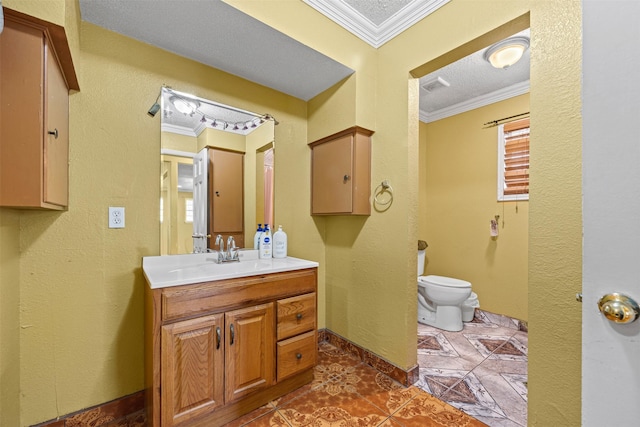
418 275 471 289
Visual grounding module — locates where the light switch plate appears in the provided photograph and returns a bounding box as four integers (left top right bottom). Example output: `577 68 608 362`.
109 207 125 229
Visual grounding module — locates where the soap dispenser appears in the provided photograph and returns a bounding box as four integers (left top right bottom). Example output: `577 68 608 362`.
259 224 272 258
273 225 288 258
253 224 263 249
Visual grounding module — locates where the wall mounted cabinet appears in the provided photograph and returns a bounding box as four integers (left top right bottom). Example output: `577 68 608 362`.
0 9 79 210
309 126 373 215
145 268 317 426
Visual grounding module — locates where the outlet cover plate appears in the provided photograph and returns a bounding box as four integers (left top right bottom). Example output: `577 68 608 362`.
109 207 125 229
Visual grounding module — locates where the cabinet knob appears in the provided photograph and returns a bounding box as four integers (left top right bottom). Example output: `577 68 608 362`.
296 313 303 320
296 353 302 360
48 128 59 139
343 174 350 182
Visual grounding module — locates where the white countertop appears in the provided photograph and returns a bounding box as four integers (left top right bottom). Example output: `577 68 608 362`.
142 252 319 289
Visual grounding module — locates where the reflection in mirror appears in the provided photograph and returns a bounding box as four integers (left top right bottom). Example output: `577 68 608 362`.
159 87 276 254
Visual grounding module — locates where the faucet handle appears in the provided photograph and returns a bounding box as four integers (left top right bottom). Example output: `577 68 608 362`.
227 236 239 260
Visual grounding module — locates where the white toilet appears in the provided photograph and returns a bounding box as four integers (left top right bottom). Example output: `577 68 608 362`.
417 248 478 332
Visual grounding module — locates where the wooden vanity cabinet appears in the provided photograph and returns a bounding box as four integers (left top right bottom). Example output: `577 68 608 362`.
0 9 79 210
309 126 373 215
146 268 317 427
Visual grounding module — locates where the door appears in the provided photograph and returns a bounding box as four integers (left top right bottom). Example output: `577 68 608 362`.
193 148 208 253
44 37 69 207
582 1 640 424
209 149 244 247
161 314 225 426
225 303 274 403
310 134 353 214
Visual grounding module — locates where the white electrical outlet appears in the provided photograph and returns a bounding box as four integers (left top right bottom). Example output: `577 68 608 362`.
109 207 125 229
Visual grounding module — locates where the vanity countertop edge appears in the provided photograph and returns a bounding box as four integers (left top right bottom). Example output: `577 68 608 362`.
142 253 319 289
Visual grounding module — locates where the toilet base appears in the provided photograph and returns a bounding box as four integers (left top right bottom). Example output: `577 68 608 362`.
418 304 464 332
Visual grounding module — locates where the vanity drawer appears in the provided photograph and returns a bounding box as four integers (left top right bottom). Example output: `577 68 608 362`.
276 292 316 340
160 269 316 322
277 331 316 381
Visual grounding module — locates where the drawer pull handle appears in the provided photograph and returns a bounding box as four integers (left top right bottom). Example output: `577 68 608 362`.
296 313 303 320
216 327 221 350
230 323 235 345
296 353 302 360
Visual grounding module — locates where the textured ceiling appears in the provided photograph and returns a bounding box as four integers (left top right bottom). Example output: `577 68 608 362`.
79 0 529 132
304 0 450 48
79 0 353 102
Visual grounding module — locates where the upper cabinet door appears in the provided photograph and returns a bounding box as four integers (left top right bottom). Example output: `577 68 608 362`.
309 126 373 215
0 9 78 210
44 38 70 206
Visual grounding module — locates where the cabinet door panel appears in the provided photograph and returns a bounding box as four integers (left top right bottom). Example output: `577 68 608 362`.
161 314 224 425
209 149 244 244
311 134 353 214
44 39 69 207
0 19 44 207
225 303 274 402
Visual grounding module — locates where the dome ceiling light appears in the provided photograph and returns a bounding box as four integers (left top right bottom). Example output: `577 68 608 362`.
484 36 530 69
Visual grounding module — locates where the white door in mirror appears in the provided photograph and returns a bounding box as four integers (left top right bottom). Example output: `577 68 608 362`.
108 207 125 229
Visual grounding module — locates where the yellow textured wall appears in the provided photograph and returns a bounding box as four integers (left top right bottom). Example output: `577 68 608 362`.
1 2 316 424
230 1 582 425
0 209 21 427
1 1 583 425
528 1 582 424
420 95 529 321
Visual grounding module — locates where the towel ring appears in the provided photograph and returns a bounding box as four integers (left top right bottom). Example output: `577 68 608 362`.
374 180 394 206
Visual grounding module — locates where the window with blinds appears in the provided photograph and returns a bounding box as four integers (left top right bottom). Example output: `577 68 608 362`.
498 118 530 201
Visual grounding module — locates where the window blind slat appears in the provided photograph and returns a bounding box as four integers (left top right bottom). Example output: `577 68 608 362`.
500 118 530 199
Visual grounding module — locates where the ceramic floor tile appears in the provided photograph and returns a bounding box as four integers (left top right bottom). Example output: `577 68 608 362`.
378 417 403 426
469 365 527 426
391 392 488 427
481 312 520 330
415 310 528 427
471 415 526 427
464 334 527 362
277 389 388 427
356 371 420 416
438 376 507 420
238 409 291 426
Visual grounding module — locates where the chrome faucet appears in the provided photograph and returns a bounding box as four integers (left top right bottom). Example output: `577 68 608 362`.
226 236 238 261
215 234 225 263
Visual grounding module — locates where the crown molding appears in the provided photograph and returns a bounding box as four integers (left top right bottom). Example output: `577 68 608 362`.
420 80 530 123
304 0 450 48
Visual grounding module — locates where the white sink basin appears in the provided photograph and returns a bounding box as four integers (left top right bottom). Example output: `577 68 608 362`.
142 251 319 289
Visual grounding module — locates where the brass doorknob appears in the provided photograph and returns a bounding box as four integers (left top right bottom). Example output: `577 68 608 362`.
597 293 639 324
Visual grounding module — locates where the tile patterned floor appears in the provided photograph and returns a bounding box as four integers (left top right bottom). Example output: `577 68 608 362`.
415 310 528 427
227 341 487 427
75 310 525 427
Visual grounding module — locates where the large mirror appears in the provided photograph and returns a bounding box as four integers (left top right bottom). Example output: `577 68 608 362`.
158 87 276 254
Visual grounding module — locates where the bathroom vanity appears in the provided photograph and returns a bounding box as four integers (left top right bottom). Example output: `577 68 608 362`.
143 253 318 427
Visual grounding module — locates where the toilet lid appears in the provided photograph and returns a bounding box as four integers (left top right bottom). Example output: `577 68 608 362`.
418 275 471 289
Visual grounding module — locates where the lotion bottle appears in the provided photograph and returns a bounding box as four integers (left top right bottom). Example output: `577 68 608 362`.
253 224 263 249
273 225 287 258
259 224 272 258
